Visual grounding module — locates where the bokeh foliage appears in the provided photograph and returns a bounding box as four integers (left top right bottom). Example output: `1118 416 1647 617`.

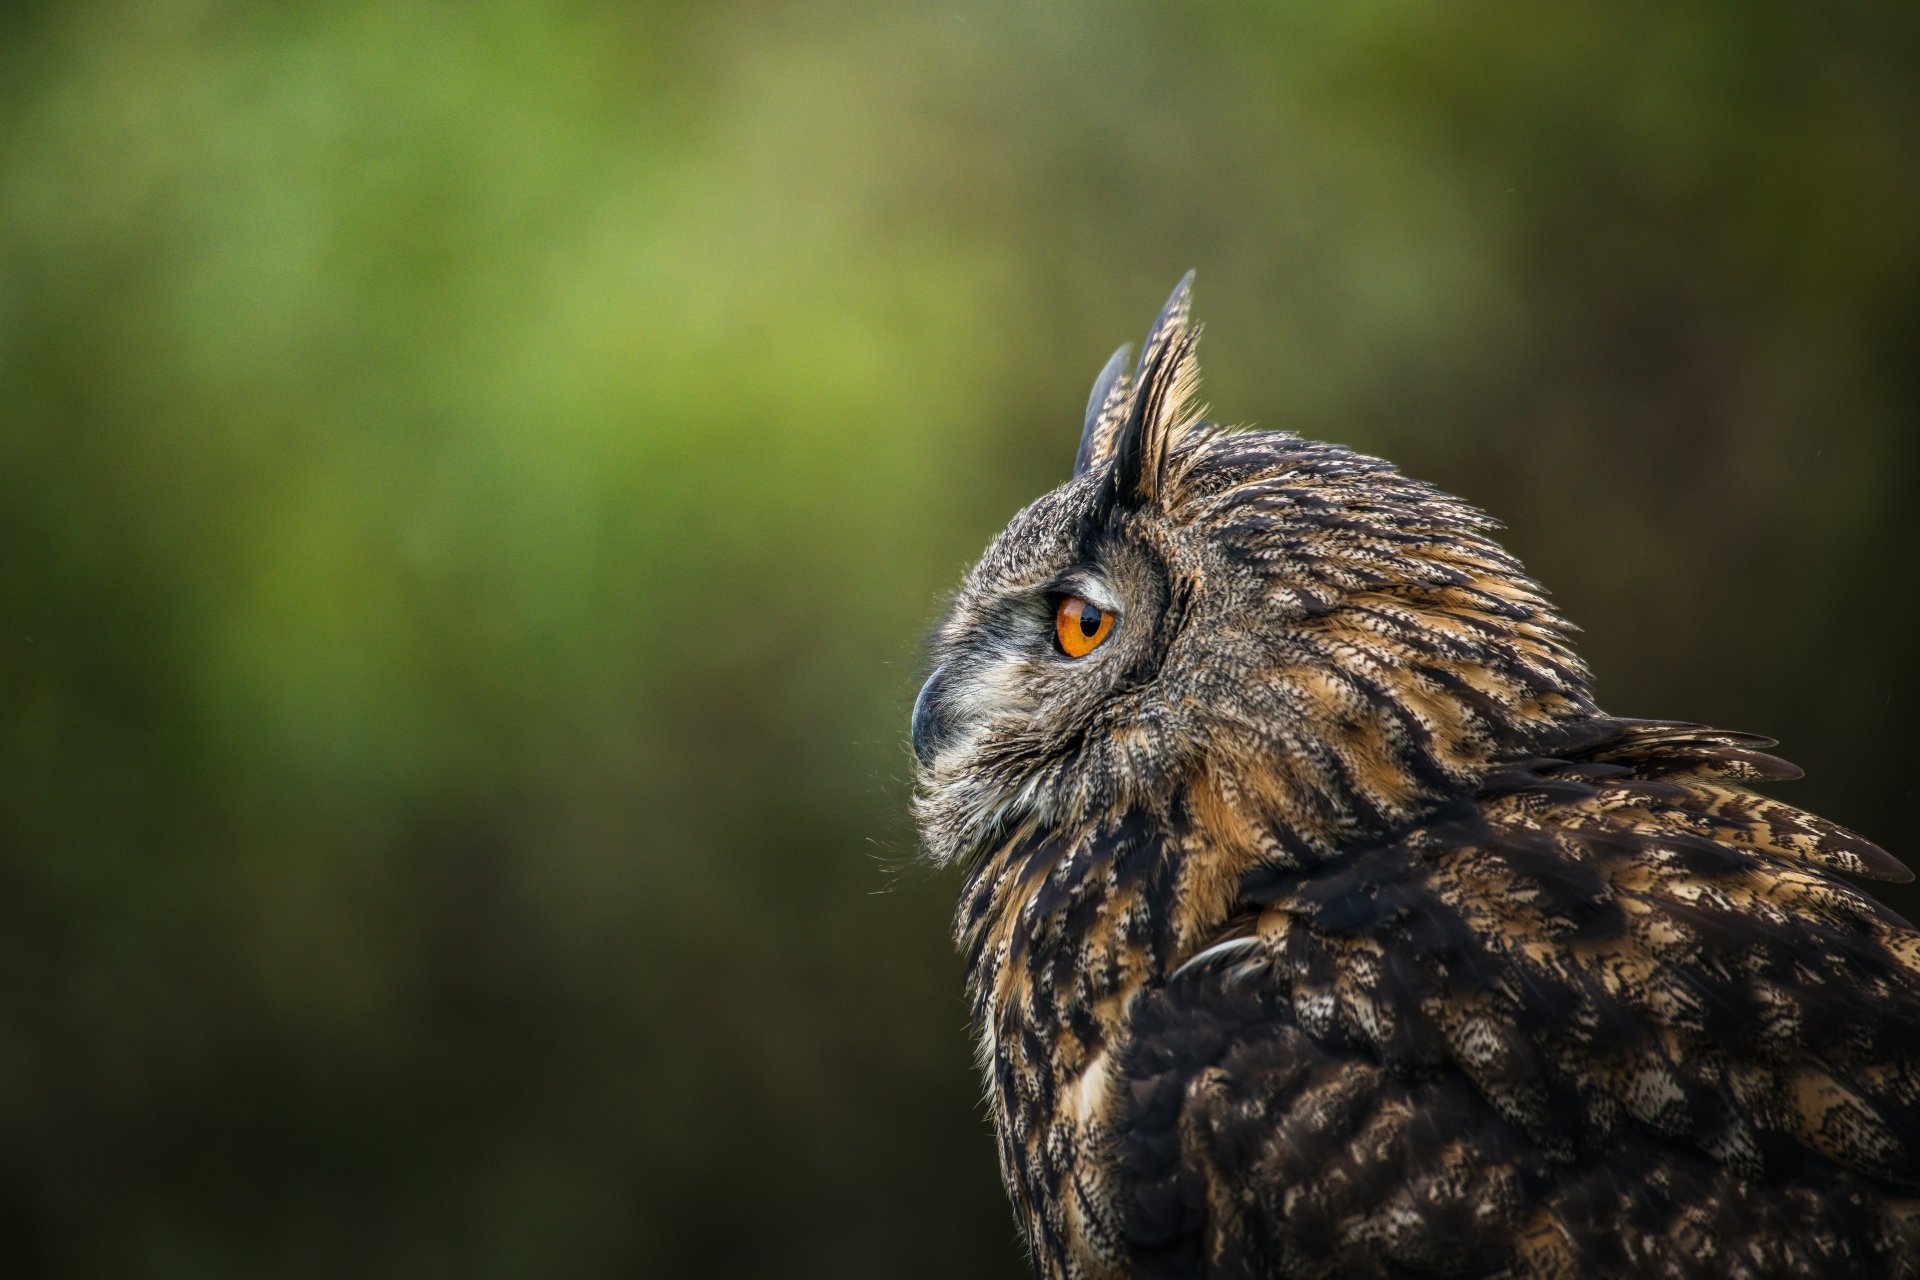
1 1 1915 1275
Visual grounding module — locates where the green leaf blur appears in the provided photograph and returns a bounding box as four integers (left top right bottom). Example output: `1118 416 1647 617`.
1 1 1914 1275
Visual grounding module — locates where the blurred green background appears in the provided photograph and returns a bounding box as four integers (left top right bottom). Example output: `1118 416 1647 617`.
2 1 1915 1275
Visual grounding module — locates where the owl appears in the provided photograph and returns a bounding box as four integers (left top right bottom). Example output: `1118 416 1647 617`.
911 275 1920 1279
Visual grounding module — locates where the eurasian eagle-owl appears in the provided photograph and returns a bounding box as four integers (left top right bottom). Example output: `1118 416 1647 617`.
911 275 1920 1278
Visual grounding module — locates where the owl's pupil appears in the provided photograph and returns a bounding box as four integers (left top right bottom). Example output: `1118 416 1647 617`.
1078 605 1103 637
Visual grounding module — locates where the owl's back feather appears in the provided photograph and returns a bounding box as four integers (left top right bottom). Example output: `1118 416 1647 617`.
1107 719 1920 1278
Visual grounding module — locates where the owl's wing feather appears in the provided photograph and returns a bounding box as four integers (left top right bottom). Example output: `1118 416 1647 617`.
1111 718 1920 1278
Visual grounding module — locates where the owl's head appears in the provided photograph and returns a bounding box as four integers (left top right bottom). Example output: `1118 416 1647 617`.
913 276 1595 869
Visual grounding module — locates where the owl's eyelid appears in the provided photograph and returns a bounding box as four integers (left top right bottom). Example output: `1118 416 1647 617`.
1046 572 1121 618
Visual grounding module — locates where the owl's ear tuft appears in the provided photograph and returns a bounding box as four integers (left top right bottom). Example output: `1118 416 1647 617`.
1105 326 1201 510
1087 272 1203 511
1077 271 1198 481
1074 343 1133 478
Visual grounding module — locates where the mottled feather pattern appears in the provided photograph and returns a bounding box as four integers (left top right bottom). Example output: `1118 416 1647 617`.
914 278 1920 1278
1119 724 1920 1278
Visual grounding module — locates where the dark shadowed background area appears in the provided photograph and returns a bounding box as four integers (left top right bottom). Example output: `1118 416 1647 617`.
2 2 1916 1275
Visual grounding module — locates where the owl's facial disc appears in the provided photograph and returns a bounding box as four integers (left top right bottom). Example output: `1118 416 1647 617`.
911 490 1188 867
912 564 1129 769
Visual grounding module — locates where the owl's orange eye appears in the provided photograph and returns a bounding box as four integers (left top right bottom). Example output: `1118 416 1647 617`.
1053 595 1115 658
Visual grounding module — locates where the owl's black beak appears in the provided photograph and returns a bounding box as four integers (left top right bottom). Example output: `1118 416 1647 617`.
911 665 954 766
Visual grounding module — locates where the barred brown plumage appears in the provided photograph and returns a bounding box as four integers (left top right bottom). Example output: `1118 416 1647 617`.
910 275 1920 1278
